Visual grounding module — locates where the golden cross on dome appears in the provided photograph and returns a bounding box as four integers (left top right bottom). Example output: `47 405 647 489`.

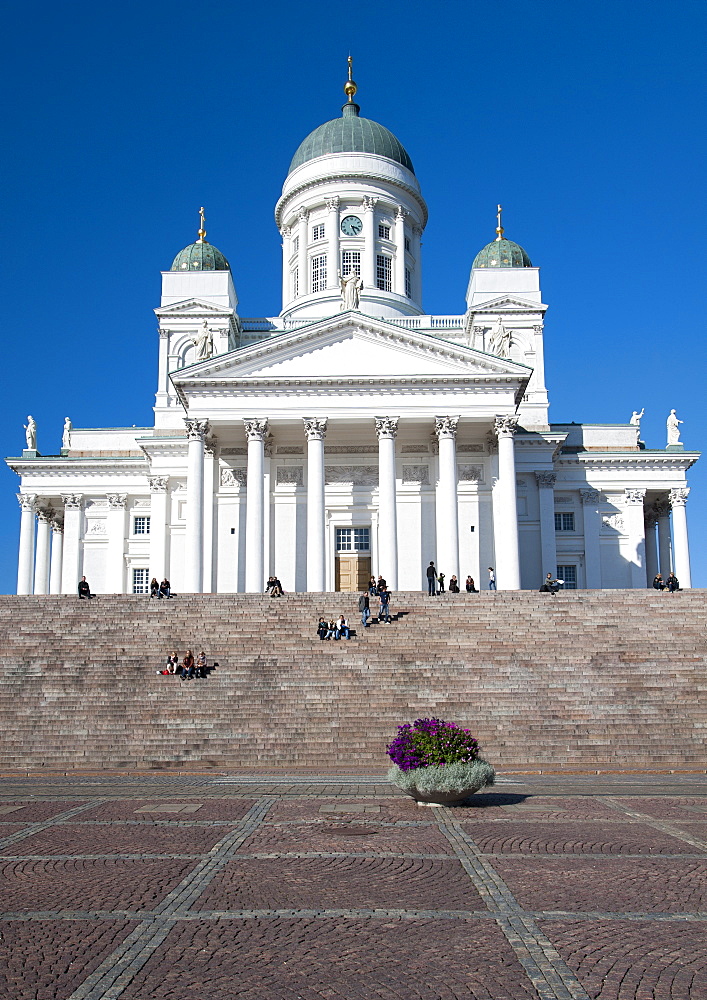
344 55 357 102
197 206 207 243
495 204 504 241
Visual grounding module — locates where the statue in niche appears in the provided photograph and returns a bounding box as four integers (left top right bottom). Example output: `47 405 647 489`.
24 415 37 450
62 417 72 450
488 318 511 358
629 408 644 428
339 269 363 311
666 409 683 446
192 320 214 361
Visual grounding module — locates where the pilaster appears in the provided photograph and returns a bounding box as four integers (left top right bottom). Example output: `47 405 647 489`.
362 196 378 289
326 197 340 290
535 472 557 582
492 415 520 590
623 488 647 589
434 416 460 584
580 489 603 589
60 494 83 594
244 417 268 592
394 206 407 296
669 487 691 588
106 494 128 593
375 416 399 590
303 417 328 591
148 476 169 584
184 418 210 593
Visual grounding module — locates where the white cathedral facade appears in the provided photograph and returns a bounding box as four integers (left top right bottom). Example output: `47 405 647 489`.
9 69 699 595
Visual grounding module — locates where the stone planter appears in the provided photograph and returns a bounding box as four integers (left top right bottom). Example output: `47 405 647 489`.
388 759 495 806
403 786 482 806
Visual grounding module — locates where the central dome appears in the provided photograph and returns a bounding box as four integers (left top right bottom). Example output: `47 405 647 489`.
288 102 415 176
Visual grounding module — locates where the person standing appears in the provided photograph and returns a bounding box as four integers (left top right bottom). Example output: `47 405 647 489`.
379 586 392 623
437 571 445 594
488 567 496 591
359 590 371 627
426 561 437 595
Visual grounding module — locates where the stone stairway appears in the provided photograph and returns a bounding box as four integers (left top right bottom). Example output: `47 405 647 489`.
0 590 705 771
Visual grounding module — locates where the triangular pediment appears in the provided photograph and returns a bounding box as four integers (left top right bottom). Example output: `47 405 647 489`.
173 313 531 386
470 294 548 314
155 298 234 317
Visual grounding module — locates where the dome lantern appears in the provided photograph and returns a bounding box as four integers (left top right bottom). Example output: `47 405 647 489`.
472 205 532 268
170 208 231 272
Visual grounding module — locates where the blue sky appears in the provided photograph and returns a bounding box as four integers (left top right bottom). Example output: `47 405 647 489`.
1 0 705 590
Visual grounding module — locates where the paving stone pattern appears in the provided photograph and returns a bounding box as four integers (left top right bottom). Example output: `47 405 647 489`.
1 775 707 999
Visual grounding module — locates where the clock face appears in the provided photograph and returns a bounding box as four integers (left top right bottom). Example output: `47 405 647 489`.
341 215 363 237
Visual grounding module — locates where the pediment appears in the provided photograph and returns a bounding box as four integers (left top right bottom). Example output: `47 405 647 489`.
470 294 548 314
173 313 531 386
155 298 234 317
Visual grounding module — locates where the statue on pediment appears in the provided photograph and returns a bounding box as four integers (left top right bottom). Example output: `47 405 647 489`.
629 408 644 428
62 417 72 450
192 320 214 361
24 415 37 450
666 409 683 446
339 270 363 311
488 318 511 358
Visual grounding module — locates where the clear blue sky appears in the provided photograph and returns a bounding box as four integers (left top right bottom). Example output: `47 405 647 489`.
1 0 705 590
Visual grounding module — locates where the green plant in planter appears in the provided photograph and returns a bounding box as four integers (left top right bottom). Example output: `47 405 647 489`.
387 718 495 801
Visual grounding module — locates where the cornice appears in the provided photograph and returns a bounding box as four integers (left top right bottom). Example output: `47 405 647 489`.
557 451 699 471
155 299 235 319
275 170 428 228
6 457 148 474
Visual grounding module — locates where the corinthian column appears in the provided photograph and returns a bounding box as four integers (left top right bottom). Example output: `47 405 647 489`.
669 487 691 588
535 472 557 580
148 477 169 584
580 489 603 589
655 499 672 577
435 416 460 585
244 418 268 592
375 417 399 589
362 196 378 289
16 494 37 594
326 197 340 289
304 417 328 591
492 415 520 590
106 494 128 593
644 507 659 585
623 488 647 589
394 206 407 295
184 418 210 593
60 494 83 593
296 207 308 295
49 521 64 594
34 508 53 595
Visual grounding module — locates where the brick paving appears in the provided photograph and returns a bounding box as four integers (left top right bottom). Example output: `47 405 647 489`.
0 772 705 999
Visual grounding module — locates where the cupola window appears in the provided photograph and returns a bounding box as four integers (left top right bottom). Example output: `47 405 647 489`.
341 250 361 277
405 235 411 252
312 224 325 241
376 254 392 292
405 267 412 298
311 254 327 293
292 235 299 254
292 267 299 298
378 223 391 240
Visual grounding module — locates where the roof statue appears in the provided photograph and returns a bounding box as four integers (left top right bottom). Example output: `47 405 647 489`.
339 269 363 311
24 416 36 451
667 409 683 446
62 417 72 450
630 408 644 428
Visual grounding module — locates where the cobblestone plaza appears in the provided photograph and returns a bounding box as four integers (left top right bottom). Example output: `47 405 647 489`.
1 771 706 999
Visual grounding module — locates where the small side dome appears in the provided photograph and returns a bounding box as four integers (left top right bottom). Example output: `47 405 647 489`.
472 206 532 268
169 207 230 271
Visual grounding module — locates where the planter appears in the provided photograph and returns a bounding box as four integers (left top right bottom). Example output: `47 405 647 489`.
403 786 482 805
388 758 495 806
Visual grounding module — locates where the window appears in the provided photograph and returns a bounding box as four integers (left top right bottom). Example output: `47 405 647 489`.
292 267 299 297
376 254 392 292
311 254 327 292
405 266 412 298
557 565 577 590
554 511 575 532
133 516 151 535
378 223 391 240
341 250 361 276
404 235 411 252
132 568 150 594
292 235 299 254
312 223 325 241
336 527 371 552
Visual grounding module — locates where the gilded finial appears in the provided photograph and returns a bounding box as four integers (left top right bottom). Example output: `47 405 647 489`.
495 204 504 241
197 206 208 244
344 55 357 102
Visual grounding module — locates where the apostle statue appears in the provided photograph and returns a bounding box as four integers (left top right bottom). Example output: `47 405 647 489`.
62 417 72 450
192 321 214 361
24 415 37 450
629 408 644 428
488 318 511 358
339 269 363 311
666 409 683 446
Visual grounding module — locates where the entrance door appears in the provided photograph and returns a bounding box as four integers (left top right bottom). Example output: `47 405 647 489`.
334 527 371 592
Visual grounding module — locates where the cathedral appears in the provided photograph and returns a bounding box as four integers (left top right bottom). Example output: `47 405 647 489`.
8 64 698 595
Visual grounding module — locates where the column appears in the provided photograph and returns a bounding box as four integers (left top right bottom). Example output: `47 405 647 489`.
280 226 291 304
106 495 128 592
203 439 217 592
16 494 37 594
412 224 423 304
669 487 692 588
435 416 460 585
60 494 83 593
535 472 557 579
394 206 407 296
184 418 210 593
580 489 603 589
375 417 399 590
623 489 647 589
244 418 268 592
297 207 308 295
492 416 521 590
303 417 328 591
362 196 378 290
148 477 169 584
644 507 659 585
326 197 340 288
655 499 672 577
155 328 170 407
34 508 53 595
49 521 64 594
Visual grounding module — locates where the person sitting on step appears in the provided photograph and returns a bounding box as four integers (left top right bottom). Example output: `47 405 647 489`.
78 576 93 599
150 577 160 598
317 617 329 640
666 572 680 593
368 576 377 595
180 650 196 680
540 573 560 594
465 575 478 593
449 575 460 593
335 614 351 640
195 651 207 678
166 651 179 674
271 576 283 596
159 579 172 599
326 619 337 640
652 574 666 591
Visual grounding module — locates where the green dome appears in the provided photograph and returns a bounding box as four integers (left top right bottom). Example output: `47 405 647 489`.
288 102 414 175
473 237 532 269
170 241 230 272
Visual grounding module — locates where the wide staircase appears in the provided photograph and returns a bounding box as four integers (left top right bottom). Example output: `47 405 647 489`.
0 590 705 772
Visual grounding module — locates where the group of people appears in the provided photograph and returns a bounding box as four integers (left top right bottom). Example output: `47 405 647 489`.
150 578 173 599
425 562 483 595
653 573 680 592
157 649 215 679
364 577 392 623
317 615 352 640
265 576 284 596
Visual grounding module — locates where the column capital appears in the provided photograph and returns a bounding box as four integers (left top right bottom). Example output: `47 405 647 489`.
158 327 170 340
532 324 544 334
624 488 647 506
395 205 408 221
204 435 218 458
36 507 55 524
303 417 328 441
61 493 83 509
184 418 210 442
362 195 378 212
580 488 602 505
434 415 460 440
535 471 557 489
493 415 519 438
17 493 37 512
670 486 690 507
107 493 128 509
243 417 269 442
654 499 671 517
325 196 340 211
296 206 308 223
280 226 291 238
375 416 399 440
51 521 64 535
148 476 169 493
